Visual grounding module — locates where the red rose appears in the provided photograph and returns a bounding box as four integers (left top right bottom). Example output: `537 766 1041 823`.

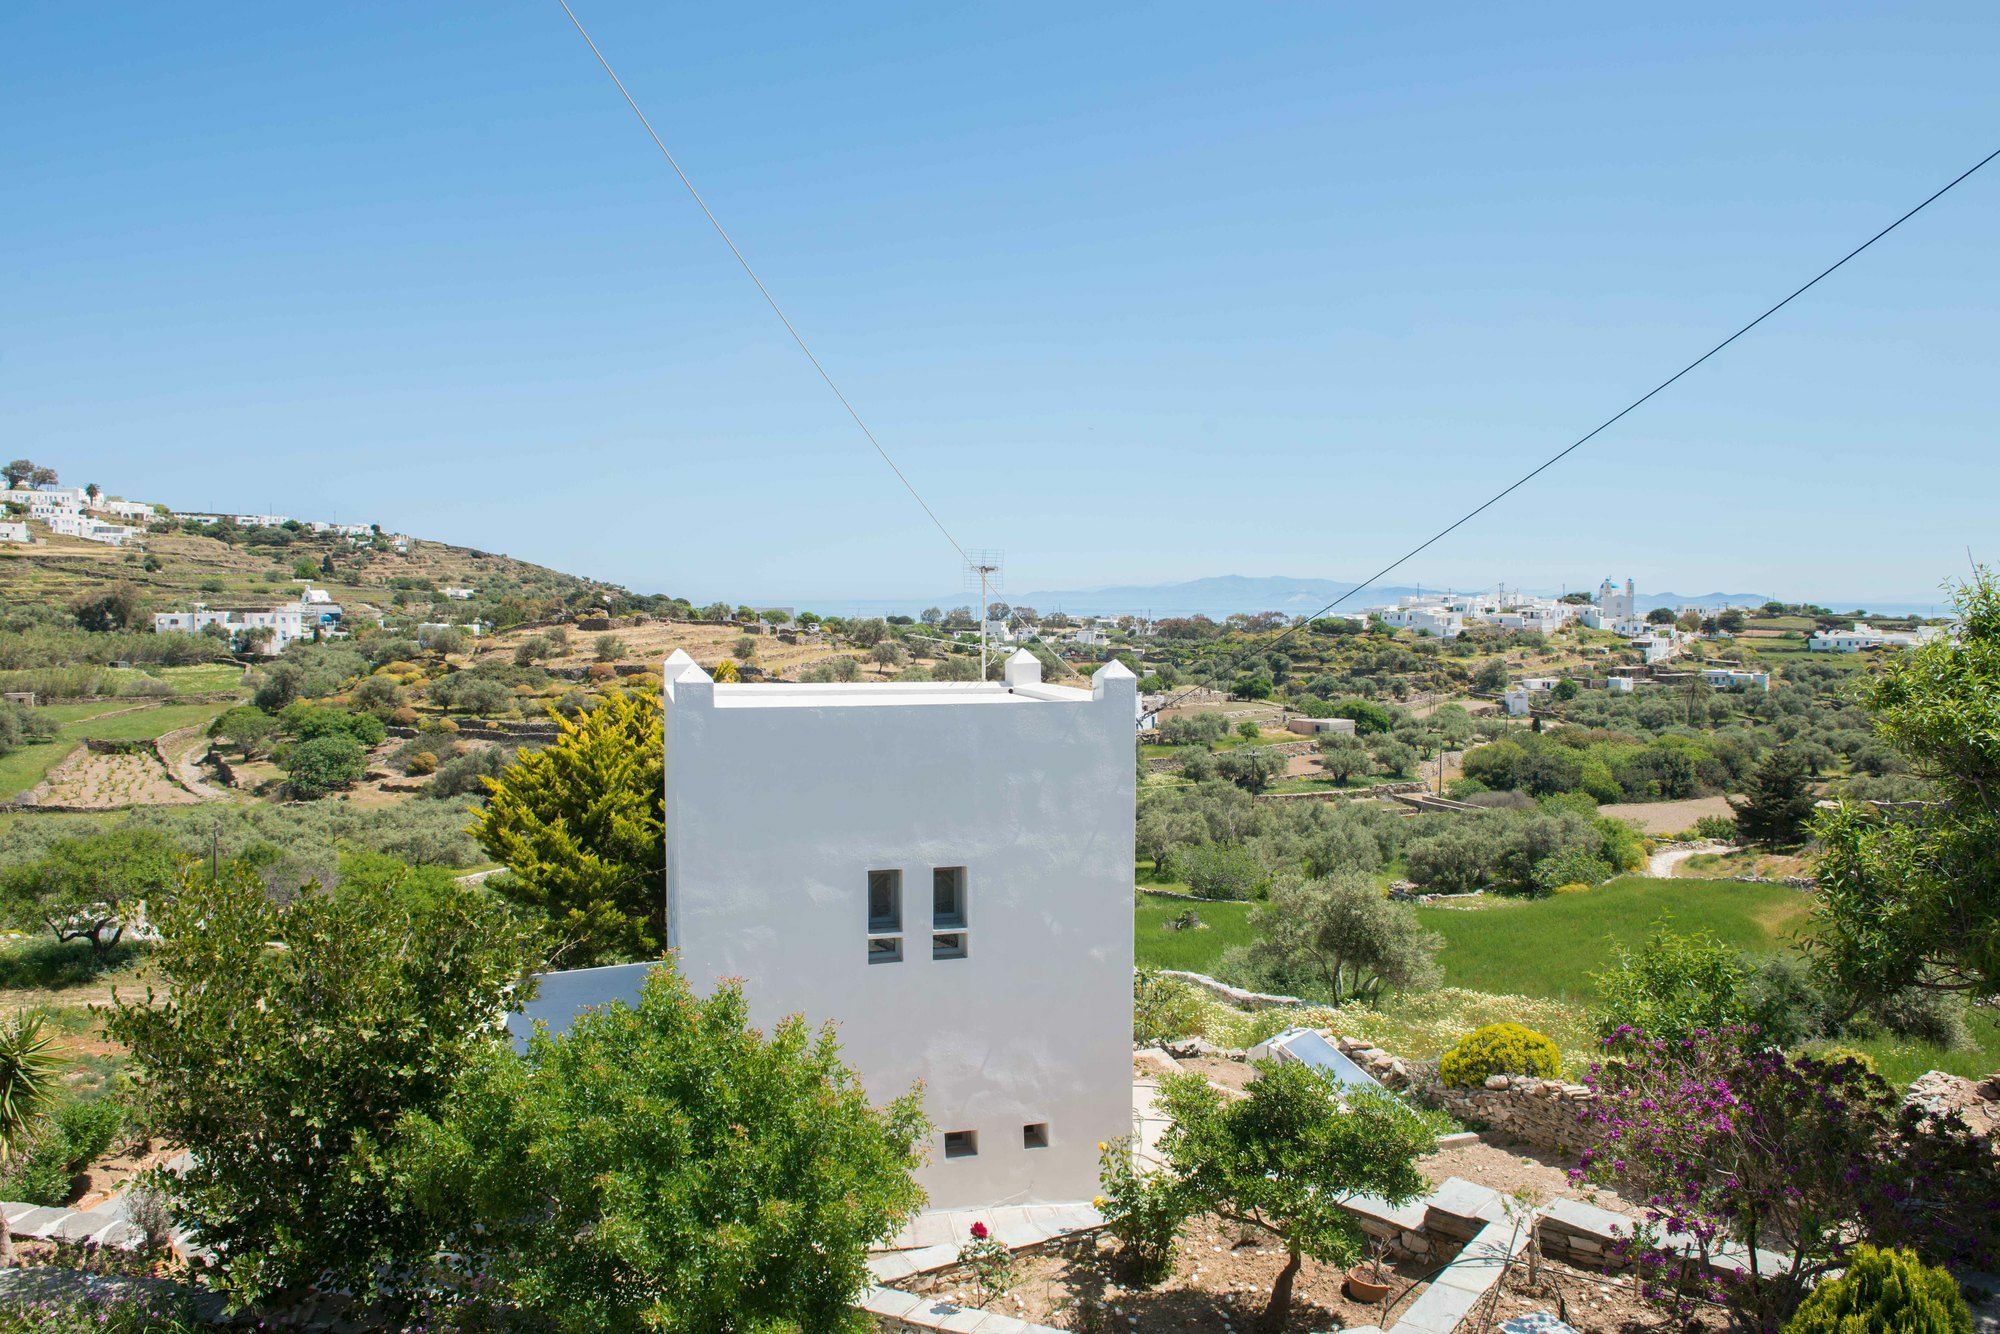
970 1221 988 1240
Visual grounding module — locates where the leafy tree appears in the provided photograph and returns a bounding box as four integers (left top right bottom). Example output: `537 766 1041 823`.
282 733 368 798
1590 922 1749 1041
919 606 942 626
1232 671 1273 700
1551 677 1580 702
1814 569 2000 999
593 633 628 663
1147 1064 1442 1329
281 702 387 747
208 705 277 758
1172 843 1265 901
1369 736 1417 778
1473 659 1509 693
1216 747 1280 794
0 828 183 955
731 634 758 660
400 969 927 1332
2 460 56 489
1315 734 1372 785
474 690 664 965
0 1014 63 1267
70 582 146 632
1645 606 1677 625
1239 873 1440 1003
105 859 541 1310
1730 746 1817 846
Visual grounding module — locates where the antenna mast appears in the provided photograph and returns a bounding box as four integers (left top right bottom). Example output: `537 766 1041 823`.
963 550 1004 680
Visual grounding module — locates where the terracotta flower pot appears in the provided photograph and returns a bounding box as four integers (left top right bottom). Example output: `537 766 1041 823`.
1344 1265 1392 1304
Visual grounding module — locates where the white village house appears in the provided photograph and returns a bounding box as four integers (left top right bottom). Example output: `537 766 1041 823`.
0 521 27 545
153 597 310 655
517 649 1136 1211
1808 622 1942 653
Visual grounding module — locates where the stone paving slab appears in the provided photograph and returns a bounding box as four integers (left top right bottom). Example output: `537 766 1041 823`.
1389 1217 1531 1334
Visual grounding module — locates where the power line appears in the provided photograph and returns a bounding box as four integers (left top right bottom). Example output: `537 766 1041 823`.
553 0 970 562
1146 143 2000 718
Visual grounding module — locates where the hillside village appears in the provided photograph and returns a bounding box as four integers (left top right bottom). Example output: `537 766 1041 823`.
0 454 1995 1332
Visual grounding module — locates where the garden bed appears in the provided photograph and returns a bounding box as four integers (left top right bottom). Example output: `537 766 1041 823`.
893 1214 1438 1332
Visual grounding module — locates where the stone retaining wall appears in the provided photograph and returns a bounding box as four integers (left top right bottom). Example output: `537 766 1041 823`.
1331 1036 1599 1156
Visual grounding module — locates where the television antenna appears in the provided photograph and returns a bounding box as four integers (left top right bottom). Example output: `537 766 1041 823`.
963 550 1004 680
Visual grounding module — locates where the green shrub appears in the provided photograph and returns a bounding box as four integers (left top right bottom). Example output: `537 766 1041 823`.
0 1094 127 1206
1783 1245 1970 1334
1133 971 1211 1046
1096 1137 1187 1286
1691 814 1738 841
1438 1022 1562 1088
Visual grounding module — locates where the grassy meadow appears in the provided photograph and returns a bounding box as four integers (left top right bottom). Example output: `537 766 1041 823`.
1134 871 1988 1085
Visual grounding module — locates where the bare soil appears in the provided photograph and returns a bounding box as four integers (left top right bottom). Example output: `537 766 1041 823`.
1598 795 1736 836
1419 1137 1636 1217
897 1214 1436 1332
1488 1254 1720 1334
30 746 205 809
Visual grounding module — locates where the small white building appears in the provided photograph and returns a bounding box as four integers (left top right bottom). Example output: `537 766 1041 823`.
1286 716 1359 737
92 499 158 522
1808 623 1939 653
44 513 141 546
517 649 1136 1212
1604 675 1636 694
1700 668 1770 692
442 587 475 601
1631 634 1678 665
0 521 28 544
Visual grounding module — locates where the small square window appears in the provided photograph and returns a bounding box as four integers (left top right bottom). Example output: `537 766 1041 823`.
868 936 902 965
932 932 967 961
868 869 902 933
944 1130 978 1159
1023 1122 1049 1150
933 867 967 929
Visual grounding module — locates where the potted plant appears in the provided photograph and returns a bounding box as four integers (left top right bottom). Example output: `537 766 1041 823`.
1344 1238 1393 1304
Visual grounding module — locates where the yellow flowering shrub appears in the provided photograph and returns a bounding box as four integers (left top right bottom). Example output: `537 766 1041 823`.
1438 1022 1562 1088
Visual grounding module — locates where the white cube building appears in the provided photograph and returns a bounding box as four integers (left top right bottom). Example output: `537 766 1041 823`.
665 648 1135 1208
519 648 1137 1212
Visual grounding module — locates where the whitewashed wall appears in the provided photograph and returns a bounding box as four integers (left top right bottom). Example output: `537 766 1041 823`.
661 651 1135 1210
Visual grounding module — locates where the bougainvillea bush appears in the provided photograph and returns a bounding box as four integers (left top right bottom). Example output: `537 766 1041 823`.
1574 1027 1999 1331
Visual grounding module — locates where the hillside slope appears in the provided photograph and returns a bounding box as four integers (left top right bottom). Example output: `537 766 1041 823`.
0 522 640 627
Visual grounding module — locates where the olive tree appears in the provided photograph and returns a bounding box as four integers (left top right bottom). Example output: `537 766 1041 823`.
1131 1064 1443 1329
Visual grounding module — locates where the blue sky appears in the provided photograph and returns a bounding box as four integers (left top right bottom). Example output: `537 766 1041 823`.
7 3 1996 607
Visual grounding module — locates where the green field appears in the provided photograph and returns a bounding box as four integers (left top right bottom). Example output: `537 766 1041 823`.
1136 893 1257 972
1413 876 1817 1005
102 662 245 696
0 700 231 798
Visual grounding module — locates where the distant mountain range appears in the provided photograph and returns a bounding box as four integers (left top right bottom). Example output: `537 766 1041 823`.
806 574 1953 621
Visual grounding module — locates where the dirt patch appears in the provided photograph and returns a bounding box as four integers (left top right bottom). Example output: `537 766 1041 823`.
1176 1055 1258 1093
1599 795 1736 836
1419 1136 1635 1216
1488 1253 1722 1333
29 746 204 808
896 1214 1437 1332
